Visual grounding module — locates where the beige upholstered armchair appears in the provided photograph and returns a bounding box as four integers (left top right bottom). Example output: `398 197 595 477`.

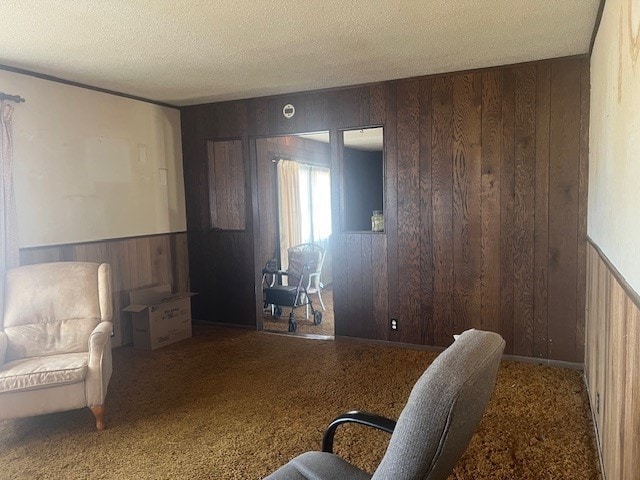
0 262 113 430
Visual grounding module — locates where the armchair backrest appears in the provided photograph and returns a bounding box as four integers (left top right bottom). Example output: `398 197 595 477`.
287 243 325 287
372 329 505 480
2 262 112 361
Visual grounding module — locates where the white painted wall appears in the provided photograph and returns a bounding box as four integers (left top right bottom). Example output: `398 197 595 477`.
588 0 640 293
1 69 186 248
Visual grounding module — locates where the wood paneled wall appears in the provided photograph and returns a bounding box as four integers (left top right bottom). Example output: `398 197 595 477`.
585 240 640 480
19 232 189 347
181 56 589 361
208 140 246 230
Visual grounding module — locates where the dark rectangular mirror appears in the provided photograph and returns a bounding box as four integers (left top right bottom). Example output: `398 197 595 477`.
341 126 384 232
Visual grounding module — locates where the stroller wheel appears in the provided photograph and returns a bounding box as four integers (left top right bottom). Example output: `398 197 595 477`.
273 306 282 319
313 311 323 325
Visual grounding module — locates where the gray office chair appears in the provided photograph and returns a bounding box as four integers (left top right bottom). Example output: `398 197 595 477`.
264 329 505 480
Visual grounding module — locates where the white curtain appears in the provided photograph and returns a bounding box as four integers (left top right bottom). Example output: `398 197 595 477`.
0 102 20 312
277 160 302 273
309 167 331 243
277 160 332 285
309 166 332 285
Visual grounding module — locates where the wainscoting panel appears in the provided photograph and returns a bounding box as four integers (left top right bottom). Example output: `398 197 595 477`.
19 232 189 347
585 240 640 480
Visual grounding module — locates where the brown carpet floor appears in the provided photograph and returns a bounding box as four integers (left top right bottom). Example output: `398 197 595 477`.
0 326 600 479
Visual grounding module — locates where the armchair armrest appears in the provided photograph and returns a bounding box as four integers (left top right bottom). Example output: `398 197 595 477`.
307 271 321 289
86 321 113 407
322 410 397 453
0 331 7 365
89 321 112 351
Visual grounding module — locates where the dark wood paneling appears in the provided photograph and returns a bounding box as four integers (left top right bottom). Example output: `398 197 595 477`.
342 87 370 128
576 58 590 364
500 68 516 355
19 233 189 347
332 234 348 336
208 140 246 230
480 70 502 334
370 84 386 126
548 58 582 361
513 66 536 357
397 79 421 344
371 234 389 339
360 234 374 338
431 76 455 346
452 73 482 333
534 62 551 359
418 78 434 345
181 56 589 361
385 83 400 341
346 235 364 337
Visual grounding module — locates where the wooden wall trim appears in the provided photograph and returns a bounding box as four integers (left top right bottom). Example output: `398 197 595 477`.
19 231 188 251
0 63 179 109
588 235 640 309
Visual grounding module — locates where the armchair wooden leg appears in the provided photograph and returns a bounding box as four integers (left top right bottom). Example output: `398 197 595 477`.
89 405 106 431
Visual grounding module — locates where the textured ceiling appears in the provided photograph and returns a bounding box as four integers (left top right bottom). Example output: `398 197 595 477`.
0 1 600 106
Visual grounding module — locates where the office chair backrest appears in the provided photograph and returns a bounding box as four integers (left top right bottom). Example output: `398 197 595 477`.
372 329 505 480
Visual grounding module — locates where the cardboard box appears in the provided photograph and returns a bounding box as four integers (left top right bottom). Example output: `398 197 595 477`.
123 285 195 350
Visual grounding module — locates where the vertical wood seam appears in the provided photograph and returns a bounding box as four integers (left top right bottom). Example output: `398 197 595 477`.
545 64 552 356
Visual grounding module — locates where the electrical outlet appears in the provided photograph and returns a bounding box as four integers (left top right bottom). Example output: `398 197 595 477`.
390 318 398 331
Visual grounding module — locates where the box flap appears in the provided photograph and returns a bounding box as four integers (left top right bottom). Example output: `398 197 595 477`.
124 285 197 311
161 292 198 301
128 285 172 306
123 304 149 313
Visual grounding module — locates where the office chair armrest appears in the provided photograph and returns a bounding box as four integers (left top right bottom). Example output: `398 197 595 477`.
322 410 397 453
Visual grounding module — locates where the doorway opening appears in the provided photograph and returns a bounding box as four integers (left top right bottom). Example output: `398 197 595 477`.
254 133 335 338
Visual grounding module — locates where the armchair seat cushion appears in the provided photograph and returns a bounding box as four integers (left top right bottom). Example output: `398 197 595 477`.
265 452 372 480
0 352 88 393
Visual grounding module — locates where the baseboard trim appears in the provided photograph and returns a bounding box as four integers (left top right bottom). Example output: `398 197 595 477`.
335 335 446 354
502 353 583 370
583 373 607 480
192 319 255 330
263 331 334 341
197 324 585 369
335 335 583 369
